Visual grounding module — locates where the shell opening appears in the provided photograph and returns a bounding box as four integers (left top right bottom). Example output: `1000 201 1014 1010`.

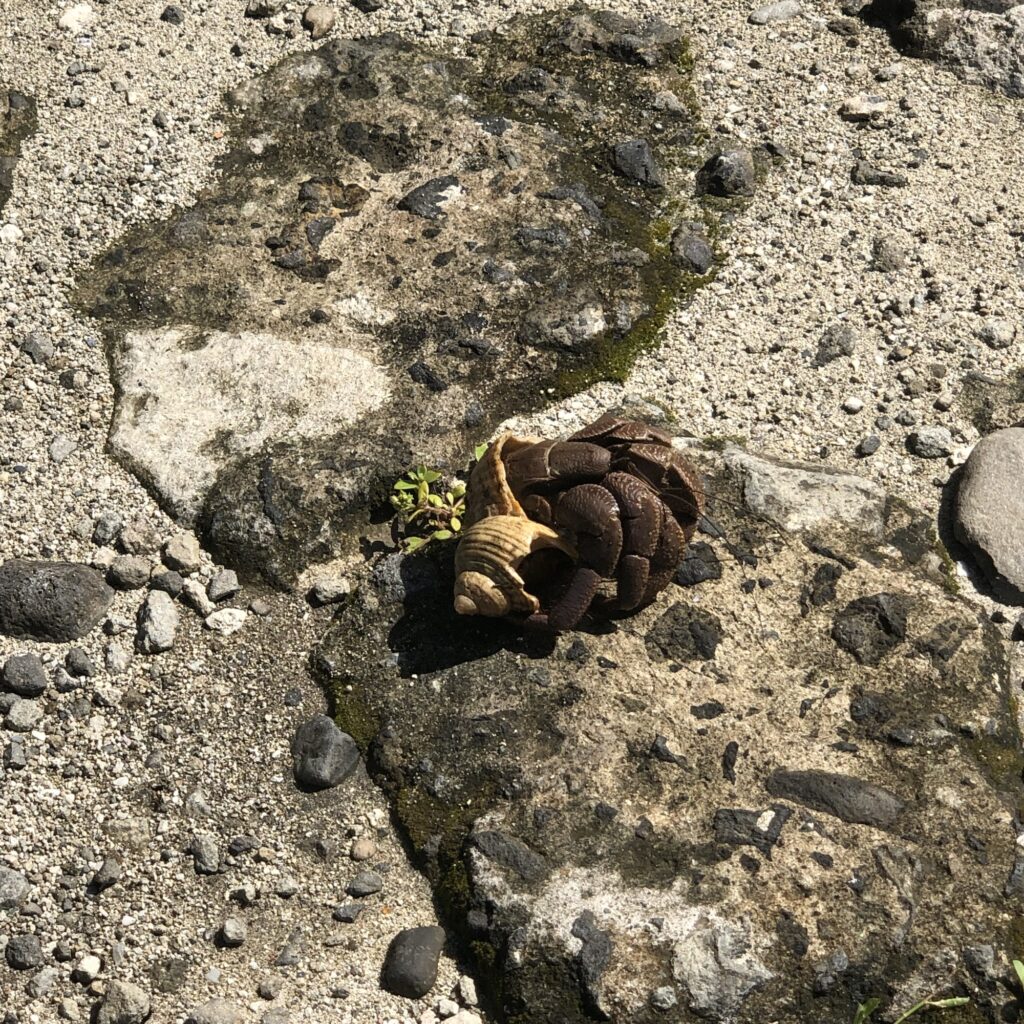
454 571 513 618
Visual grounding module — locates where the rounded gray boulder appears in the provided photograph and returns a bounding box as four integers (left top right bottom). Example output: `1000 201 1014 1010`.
955 426 1024 603
0 560 114 641
381 925 446 998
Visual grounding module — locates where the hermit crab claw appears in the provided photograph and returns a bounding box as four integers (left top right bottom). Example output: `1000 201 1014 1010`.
454 515 575 618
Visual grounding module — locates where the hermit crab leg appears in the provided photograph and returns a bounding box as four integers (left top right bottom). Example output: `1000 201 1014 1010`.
602 471 661 611
528 484 623 631
643 512 685 604
611 442 705 540
527 567 604 633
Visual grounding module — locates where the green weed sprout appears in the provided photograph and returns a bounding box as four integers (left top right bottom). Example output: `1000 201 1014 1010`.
390 465 467 553
854 994 970 1024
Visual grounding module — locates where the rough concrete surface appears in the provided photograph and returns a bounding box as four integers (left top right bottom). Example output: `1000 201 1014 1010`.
2 0 1024 1022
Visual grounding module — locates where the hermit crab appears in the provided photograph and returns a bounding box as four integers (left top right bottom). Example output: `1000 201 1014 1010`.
454 414 705 630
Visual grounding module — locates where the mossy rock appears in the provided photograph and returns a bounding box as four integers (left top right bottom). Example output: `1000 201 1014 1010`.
314 443 1024 1022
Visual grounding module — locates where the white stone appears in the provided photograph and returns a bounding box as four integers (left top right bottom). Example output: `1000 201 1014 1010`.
0 224 23 244
49 436 78 463
204 608 247 635
163 533 202 573
748 1 800 25
182 579 215 616
108 326 389 522
840 94 891 121
73 954 101 983
137 591 179 654
457 976 478 1006
58 2 95 32
302 4 335 39
724 447 886 539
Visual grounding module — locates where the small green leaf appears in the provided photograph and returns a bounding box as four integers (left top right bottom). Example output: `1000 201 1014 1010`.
423 470 442 484
432 529 453 541
853 998 880 1024
404 535 426 552
427 494 444 507
1014 960 1024 988
450 517 461 532
474 443 488 460
929 999 970 1010
393 479 416 491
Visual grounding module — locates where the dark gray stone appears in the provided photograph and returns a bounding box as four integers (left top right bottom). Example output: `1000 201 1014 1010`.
674 542 722 586
813 323 857 367
698 149 755 197
2 653 47 697
572 911 613 1017
472 830 548 883
856 435 881 457
692 700 726 720
274 929 305 967
646 603 722 662
332 902 365 923
831 593 909 665
150 957 189 994
207 570 240 602
191 834 220 875
6 933 43 970
396 175 460 219
93 513 124 546
765 769 905 828
344 870 382 897
671 227 714 274
907 426 954 459
150 571 184 597
611 139 664 187
291 714 360 790
381 926 446 999
851 160 908 187
89 856 122 894
712 807 791 856
0 560 114 642
65 647 95 678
